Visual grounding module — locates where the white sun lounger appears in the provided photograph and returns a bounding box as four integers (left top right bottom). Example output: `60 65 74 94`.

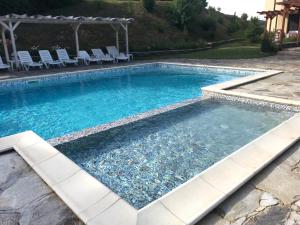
17 51 43 71
106 46 132 62
78 50 101 65
91 48 114 63
0 56 10 71
39 50 64 69
56 49 78 66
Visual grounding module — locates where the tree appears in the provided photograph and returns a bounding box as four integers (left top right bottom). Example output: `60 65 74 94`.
241 13 248 22
0 0 79 14
172 0 208 32
246 17 264 43
227 13 240 33
141 0 155 12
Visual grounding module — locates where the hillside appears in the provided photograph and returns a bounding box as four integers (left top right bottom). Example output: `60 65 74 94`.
1 0 246 54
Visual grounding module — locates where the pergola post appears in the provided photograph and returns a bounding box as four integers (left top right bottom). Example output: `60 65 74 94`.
280 8 289 44
297 13 300 45
0 20 20 68
71 23 81 57
9 21 20 68
121 23 129 55
110 24 120 50
116 29 119 50
1 27 9 64
264 17 269 38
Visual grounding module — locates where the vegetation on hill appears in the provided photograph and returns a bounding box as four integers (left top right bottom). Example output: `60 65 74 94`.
0 0 265 57
137 41 275 60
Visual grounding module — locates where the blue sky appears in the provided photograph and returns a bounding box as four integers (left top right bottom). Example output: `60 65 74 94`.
207 0 265 18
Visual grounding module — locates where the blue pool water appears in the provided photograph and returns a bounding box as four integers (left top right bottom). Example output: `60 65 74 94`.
0 64 254 139
57 100 293 209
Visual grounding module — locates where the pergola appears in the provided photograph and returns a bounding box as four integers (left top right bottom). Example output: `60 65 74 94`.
257 10 282 38
0 14 134 68
258 0 300 44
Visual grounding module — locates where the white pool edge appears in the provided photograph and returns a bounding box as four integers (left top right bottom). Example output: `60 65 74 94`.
1 62 299 225
0 61 263 84
202 69 300 110
0 113 299 225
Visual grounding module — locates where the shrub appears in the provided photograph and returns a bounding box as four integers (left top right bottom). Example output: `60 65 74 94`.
141 0 155 12
246 17 264 43
261 38 278 53
171 0 207 32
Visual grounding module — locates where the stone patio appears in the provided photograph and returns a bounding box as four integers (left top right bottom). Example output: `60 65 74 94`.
1 48 300 224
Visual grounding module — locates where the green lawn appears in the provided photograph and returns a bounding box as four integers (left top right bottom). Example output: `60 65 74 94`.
137 42 275 60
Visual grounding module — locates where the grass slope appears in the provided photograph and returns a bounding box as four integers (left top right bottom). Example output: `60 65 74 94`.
3 0 240 55
137 41 274 60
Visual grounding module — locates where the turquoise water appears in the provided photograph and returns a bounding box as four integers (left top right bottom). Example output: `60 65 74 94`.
0 66 248 139
57 100 293 209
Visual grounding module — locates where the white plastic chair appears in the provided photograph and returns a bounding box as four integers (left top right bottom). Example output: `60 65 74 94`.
17 51 43 71
78 50 101 65
106 46 132 62
39 50 64 69
56 49 78 66
91 48 114 63
0 56 10 71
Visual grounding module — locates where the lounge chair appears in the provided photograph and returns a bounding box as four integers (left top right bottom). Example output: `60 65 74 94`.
91 48 114 63
39 50 64 69
106 46 132 62
0 56 10 71
78 50 101 65
17 51 43 71
56 49 78 66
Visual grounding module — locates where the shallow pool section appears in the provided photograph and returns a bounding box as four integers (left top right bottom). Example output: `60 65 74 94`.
0 64 254 139
57 100 293 209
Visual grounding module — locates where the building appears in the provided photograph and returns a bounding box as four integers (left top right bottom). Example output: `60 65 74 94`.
265 0 300 34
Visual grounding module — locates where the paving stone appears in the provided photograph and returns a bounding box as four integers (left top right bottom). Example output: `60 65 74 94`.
217 184 261 221
19 193 83 225
195 212 230 225
252 164 300 205
231 217 246 225
284 211 300 225
244 206 290 225
0 152 31 191
294 200 300 210
0 152 84 225
0 211 21 225
259 193 278 208
0 172 52 209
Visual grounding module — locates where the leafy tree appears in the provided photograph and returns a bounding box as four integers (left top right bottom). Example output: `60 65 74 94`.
241 13 248 22
227 13 240 33
0 0 80 14
246 17 264 43
141 0 155 12
172 0 208 32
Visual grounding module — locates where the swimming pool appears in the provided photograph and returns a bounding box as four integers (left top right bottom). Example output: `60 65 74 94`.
0 63 255 139
57 99 293 209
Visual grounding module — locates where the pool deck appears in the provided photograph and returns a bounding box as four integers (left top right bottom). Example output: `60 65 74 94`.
1 48 300 225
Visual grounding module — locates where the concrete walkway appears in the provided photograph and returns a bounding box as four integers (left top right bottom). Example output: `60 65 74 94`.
1 48 300 225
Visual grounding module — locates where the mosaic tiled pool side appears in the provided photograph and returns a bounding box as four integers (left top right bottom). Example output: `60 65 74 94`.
0 63 258 91
56 99 293 209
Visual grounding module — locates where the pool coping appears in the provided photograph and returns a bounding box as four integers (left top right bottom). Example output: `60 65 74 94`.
0 61 263 84
200 66 300 111
0 113 299 225
1 62 300 225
